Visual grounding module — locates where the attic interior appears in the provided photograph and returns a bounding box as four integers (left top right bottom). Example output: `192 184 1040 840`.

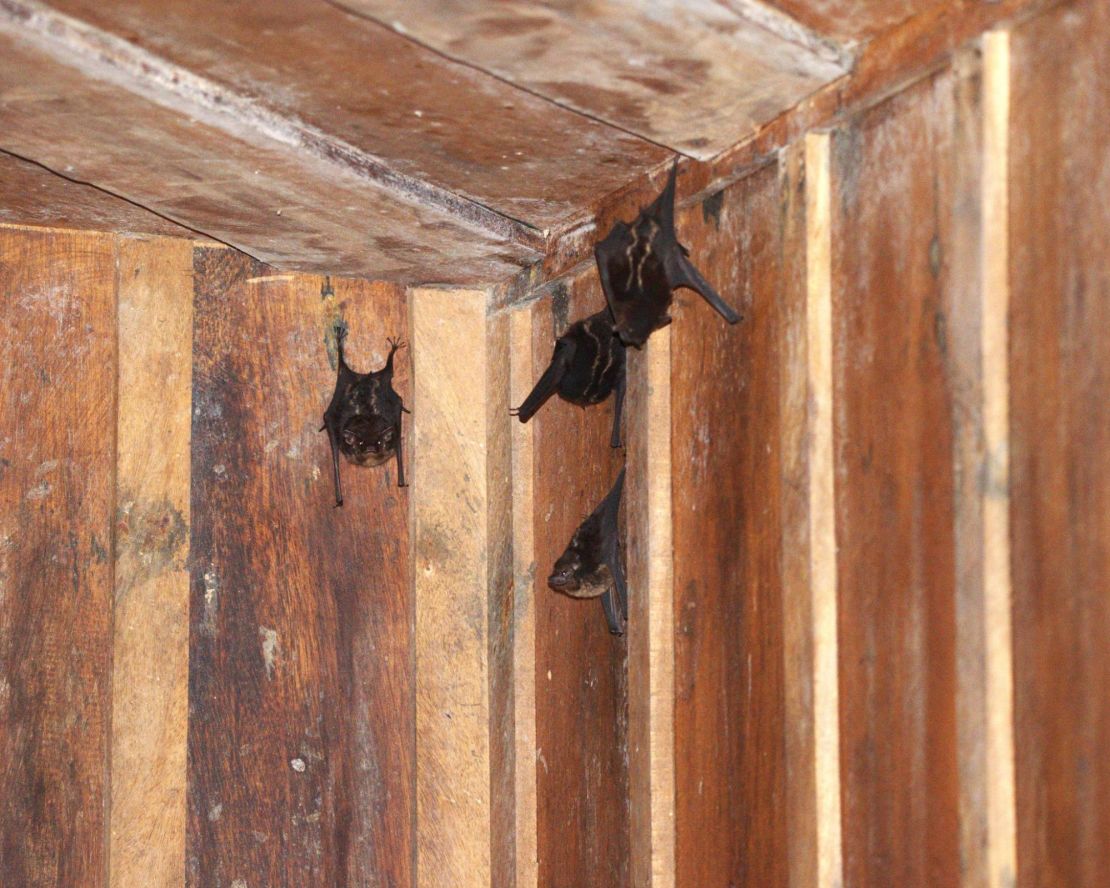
1 0 1108 886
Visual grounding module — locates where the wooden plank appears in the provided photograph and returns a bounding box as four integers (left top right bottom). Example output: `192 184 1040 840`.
764 0 940 41
34 0 664 235
526 272 630 887
668 162 787 886
187 256 413 887
830 72 961 887
0 150 197 238
1010 2 1110 885
945 37 1018 888
335 0 847 159
780 135 844 888
109 236 193 888
0 30 536 283
510 305 538 888
0 227 116 887
410 287 515 888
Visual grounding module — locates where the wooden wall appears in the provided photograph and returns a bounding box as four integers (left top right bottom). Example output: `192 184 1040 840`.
1 0 1109 885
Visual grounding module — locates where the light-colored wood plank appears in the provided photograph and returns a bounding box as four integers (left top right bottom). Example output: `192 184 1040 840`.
509 305 538 888
109 236 193 888
628 332 676 888
411 287 514 887
780 133 844 888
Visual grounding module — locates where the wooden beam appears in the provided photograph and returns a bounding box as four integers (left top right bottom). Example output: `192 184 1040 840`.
628 332 676 888
109 236 193 888
411 287 514 887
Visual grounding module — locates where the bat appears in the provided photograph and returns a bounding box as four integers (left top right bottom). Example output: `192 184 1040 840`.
595 160 741 348
547 468 627 635
320 325 409 506
511 308 627 448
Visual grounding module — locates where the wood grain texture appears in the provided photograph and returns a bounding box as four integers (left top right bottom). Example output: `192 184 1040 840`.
110 236 193 888
627 328 675 888
944 39 1017 888
0 30 535 283
528 271 630 888
335 0 845 159
0 150 196 238
510 305 539 888
39 0 663 235
780 136 844 888
187 255 413 887
411 287 515 888
668 162 787 887
765 0 940 40
0 227 116 887
831 71 960 888
1010 2 1110 885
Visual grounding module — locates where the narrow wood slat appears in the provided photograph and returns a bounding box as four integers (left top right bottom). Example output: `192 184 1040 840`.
187 255 413 886
1010 2 1110 884
411 287 515 888
628 330 675 888
109 236 193 888
0 228 117 887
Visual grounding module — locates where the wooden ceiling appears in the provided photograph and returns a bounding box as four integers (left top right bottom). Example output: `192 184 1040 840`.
0 0 942 283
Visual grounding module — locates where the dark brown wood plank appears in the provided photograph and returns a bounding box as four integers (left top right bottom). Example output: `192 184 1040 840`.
40 0 665 234
0 150 196 238
0 227 116 888
336 0 846 159
1010 3 1110 885
530 269 630 888
830 72 960 888
187 255 413 887
669 162 788 887
0 32 535 283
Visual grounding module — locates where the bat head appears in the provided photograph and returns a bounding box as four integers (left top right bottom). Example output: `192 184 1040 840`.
547 553 582 594
340 414 397 466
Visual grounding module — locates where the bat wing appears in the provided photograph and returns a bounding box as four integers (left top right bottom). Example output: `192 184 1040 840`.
322 405 345 507
596 222 673 348
665 249 742 325
600 467 627 635
513 337 576 423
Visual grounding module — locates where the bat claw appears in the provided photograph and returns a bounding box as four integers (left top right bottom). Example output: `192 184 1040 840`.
386 337 408 351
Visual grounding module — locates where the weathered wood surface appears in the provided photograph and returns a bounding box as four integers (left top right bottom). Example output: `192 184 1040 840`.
0 30 536 283
0 150 196 237
668 162 788 887
410 288 516 888
337 0 846 159
110 236 194 888
39 0 664 234
0 228 116 887
526 270 631 888
1010 2 1110 885
830 72 960 888
187 255 414 886
765 0 939 40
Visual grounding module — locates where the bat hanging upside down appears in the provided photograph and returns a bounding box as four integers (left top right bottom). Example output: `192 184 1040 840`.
511 308 627 448
548 468 628 636
321 325 409 506
595 160 741 348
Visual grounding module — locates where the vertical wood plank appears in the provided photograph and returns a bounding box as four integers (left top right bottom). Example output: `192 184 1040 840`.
668 164 789 888
628 328 675 888
188 254 413 888
0 228 116 888
781 134 845 888
831 72 961 888
1010 2 1110 885
529 273 630 888
411 287 514 888
947 37 1018 888
110 236 193 888
509 304 538 888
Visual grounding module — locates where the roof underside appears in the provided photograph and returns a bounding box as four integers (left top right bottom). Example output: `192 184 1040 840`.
0 0 941 283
